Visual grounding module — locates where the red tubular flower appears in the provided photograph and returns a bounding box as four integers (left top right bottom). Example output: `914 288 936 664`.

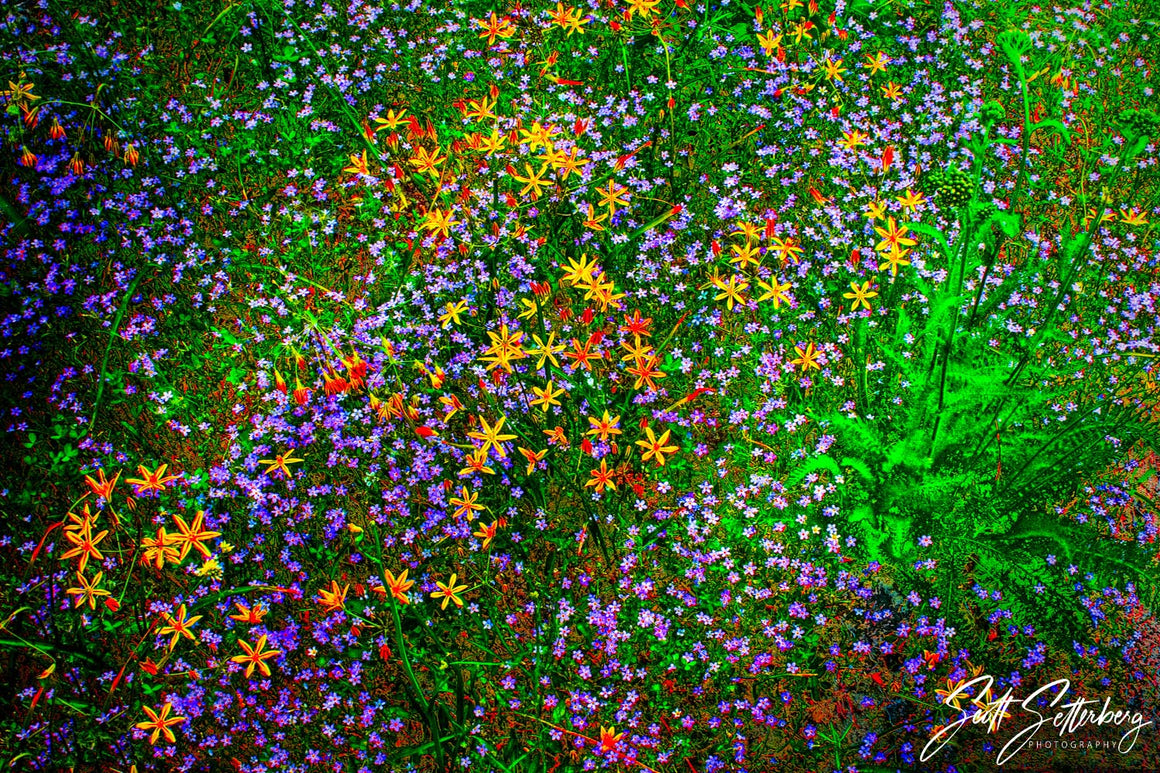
273 368 288 395
343 351 367 389
293 377 310 405
49 117 66 140
124 144 139 167
19 146 36 168
322 369 348 396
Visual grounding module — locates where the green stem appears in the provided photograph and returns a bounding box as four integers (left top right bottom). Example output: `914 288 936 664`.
369 525 443 768
968 146 1136 468
1010 69 1032 215
89 269 148 429
927 205 973 462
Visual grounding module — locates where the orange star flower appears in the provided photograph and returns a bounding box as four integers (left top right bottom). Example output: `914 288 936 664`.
316 581 350 614
171 510 221 561
586 460 616 493
229 601 268 624
440 393 465 421
518 446 548 475
258 450 304 478
458 448 497 477
449 485 486 520
757 276 794 309
61 520 108 573
135 702 187 745
626 354 666 392
790 342 823 372
141 527 180 570
381 568 415 604
635 426 679 466
65 570 111 610
480 324 527 373
473 521 498 550
63 502 97 535
125 463 180 496
874 216 917 253
231 635 281 679
466 415 517 458
619 310 653 340
530 381 565 412
595 180 630 216
477 11 516 46
565 337 604 371
543 426 569 447
83 468 120 501
410 145 447 177
343 150 369 175
158 604 203 650
431 573 469 610
586 411 622 442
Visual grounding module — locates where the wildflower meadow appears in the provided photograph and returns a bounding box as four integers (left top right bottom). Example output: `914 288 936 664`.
1 0 1158 770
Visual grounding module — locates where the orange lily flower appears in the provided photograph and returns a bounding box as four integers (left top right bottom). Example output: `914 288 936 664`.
229 601 268 624
518 446 547 475
473 521 498 550
564 337 603 371
458 448 496 477
530 381 564 412
158 604 203 650
600 725 624 752
790 342 823 373
171 510 221 560
231 635 281 679
125 463 180 496
449 486 486 520
83 468 119 500
258 450 304 478
543 426 569 447
381 568 415 604
626 355 666 391
635 426 679 466
431 573 469 610
466 415 516 458
135 702 187 745
316 580 350 614
586 460 616 493
63 502 96 534
65 570 111 610
61 520 108 572
141 527 180 569
586 411 622 442
343 150 369 175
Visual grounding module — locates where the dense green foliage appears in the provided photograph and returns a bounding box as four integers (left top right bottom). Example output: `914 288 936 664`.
1 0 1157 771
